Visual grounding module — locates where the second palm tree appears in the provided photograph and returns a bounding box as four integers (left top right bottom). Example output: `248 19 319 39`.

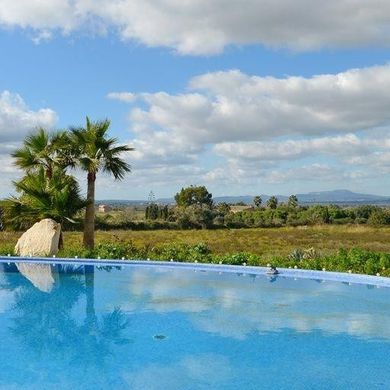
71 117 134 249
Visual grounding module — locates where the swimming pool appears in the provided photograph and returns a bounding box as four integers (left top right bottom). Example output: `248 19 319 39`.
0 257 389 389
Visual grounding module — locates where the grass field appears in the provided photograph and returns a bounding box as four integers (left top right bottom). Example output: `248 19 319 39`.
1 225 390 259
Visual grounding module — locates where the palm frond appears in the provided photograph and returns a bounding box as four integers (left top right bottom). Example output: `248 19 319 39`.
70 118 134 180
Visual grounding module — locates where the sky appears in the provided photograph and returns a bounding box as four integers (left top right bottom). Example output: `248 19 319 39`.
1 1 390 200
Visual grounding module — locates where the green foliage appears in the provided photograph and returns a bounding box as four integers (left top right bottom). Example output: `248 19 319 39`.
145 204 169 220
266 196 278 209
93 241 131 259
1 226 390 276
70 118 134 180
355 205 378 220
1 167 85 230
367 208 390 226
58 241 390 276
12 128 74 178
253 196 262 208
0 208 3 231
174 185 213 208
216 202 231 215
287 195 298 208
174 204 214 229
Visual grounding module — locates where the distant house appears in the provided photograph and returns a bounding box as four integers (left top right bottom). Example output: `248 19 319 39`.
98 204 112 213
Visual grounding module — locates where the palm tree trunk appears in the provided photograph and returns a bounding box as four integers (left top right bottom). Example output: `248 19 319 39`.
83 171 96 249
59 229 64 250
84 265 97 331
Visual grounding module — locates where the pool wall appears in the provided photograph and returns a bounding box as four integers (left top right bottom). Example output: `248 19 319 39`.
0 255 389 288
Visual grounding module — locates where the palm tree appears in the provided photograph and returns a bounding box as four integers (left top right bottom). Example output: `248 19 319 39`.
1 167 86 242
70 117 134 249
12 128 73 180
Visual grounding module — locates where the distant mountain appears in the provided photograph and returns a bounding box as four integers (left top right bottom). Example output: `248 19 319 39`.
214 190 390 205
296 190 390 204
213 195 281 204
97 199 148 206
98 190 390 206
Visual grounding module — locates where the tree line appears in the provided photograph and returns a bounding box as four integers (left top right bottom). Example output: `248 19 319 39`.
142 185 390 229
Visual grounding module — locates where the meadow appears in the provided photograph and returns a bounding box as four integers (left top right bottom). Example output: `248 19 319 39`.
1 225 390 276
71 225 390 257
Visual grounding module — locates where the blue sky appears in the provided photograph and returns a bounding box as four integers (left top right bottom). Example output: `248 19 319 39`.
1 1 390 199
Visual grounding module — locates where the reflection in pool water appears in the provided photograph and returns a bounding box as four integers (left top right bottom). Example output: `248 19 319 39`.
0 261 389 389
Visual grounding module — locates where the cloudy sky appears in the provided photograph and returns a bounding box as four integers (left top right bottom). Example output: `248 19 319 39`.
1 0 390 199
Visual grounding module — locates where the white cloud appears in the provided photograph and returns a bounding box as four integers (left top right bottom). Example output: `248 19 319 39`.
265 164 356 184
2 1 390 54
31 29 52 44
214 134 390 163
0 0 77 31
0 91 58 143
134 65 390 146
0 91 58 196
106 92 136 103
98 65 390 194
123 65 390 171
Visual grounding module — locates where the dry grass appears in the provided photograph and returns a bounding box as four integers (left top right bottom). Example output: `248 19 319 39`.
2 225 390 258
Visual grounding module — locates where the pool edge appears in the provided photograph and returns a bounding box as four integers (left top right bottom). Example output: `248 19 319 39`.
1 255 389 288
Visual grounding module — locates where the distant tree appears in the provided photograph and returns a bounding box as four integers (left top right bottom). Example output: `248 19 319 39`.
145 204 169 221
253 196 262 208
216 202 231 215
288 195 298 208
355 205 378 220
367 209 390 226
148 190 156 203
145 203 159 220
306 205 330 224
0 207 3 231
158 205 169 220
174 186 213 208
266 196 278 209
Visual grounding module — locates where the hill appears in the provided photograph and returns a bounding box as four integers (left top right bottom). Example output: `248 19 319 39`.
98 189 390 206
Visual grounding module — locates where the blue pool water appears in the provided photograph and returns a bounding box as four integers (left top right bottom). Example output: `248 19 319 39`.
0 260 389 389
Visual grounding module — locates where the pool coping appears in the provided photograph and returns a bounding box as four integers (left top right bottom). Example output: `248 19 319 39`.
1 255 389 288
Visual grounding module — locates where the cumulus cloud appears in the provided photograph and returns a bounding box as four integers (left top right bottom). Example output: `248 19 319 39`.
1 1 390 54
265 164 361 184
96 64 390 193
214 134 390 162
0 0 78 31
0 91 57 143
106 92 136 103
123 65 390 172
133 65 390 146
0 91 58 196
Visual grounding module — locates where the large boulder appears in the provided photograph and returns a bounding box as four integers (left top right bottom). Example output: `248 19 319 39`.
15 219 61 257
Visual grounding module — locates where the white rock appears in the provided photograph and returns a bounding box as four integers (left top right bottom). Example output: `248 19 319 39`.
15 219 61 257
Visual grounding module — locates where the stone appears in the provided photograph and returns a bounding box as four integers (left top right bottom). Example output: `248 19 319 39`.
16 263 58 293
15 219 61 257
